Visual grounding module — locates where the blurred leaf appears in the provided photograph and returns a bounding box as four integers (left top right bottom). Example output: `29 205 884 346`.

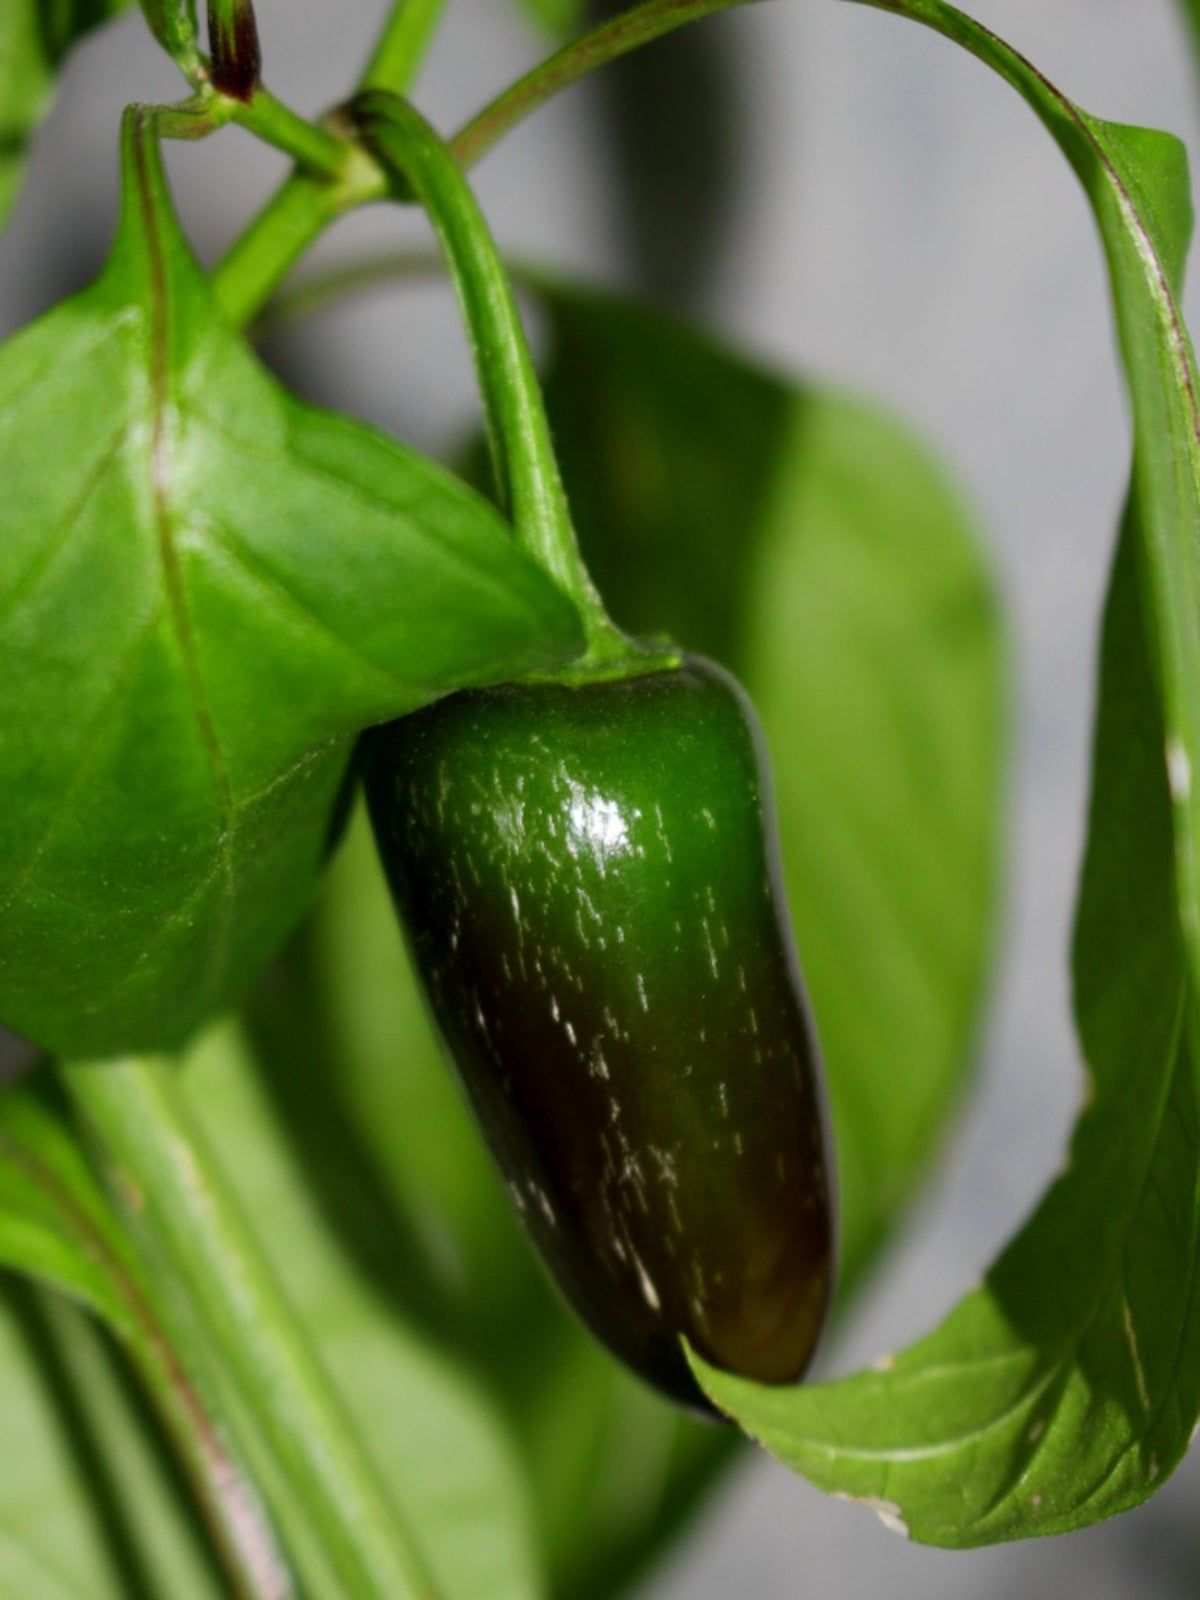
0 0 130 226
0 1284 210 1598
0 1070 288 1594
0 1090 241 1600
0 110 581 1060
182 1019 546 1600
0 1076 146 1336
697 0 1200 1548
534 280 1004 1292
0 1285 227 1600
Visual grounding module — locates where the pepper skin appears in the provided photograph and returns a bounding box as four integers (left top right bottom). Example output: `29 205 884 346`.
362 656 834 1410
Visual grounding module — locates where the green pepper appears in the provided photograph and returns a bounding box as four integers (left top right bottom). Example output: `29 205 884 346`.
362 654 834 1410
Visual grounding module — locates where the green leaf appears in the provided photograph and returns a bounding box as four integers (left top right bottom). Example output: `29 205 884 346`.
0 1077 144 1335
533 280 1004 1292
182 1018 546 1600
0 110 582 1060
698 515 1196 1545
137 0 199 69
0 1 131 226
692 0 1200 1547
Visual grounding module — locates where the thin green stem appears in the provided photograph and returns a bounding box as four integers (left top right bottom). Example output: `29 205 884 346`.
449 0 759 170
212 0 758 328
353 91 623 662
212 156 382 329
211 0 450 330
229 87 353 176
362 0 450 92
61 1056 436 1600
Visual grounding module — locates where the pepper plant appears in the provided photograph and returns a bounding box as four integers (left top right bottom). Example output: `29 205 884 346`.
1 0 1199 1594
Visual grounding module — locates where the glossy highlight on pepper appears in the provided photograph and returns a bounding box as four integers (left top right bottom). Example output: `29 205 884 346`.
362 655 834 1409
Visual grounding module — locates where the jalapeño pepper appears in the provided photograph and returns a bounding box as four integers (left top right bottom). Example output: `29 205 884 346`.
363 654 833 1409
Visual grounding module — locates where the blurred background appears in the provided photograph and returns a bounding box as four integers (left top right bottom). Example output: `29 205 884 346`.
3 0 1198 1593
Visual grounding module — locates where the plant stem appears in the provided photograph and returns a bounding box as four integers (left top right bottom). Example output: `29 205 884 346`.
449 0 759 170
229 87 354 177
212 160 382 329
353 92 625 662
362 0 450 92
61 1056 436 1600
212 0 759 329
210 0 452 330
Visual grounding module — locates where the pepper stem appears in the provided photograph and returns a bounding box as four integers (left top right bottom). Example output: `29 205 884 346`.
350 91 630 668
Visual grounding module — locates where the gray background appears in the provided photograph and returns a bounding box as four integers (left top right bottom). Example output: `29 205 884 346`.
3 1 1198 1595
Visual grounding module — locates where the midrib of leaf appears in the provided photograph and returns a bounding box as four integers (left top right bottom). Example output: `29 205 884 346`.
132 127 238 1000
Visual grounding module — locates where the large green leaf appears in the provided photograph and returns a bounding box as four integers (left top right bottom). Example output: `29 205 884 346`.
696 0 1200 1548
0 1 130 226
182 1019 546 1600
535 280 1004 1291
0 110 582 1061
